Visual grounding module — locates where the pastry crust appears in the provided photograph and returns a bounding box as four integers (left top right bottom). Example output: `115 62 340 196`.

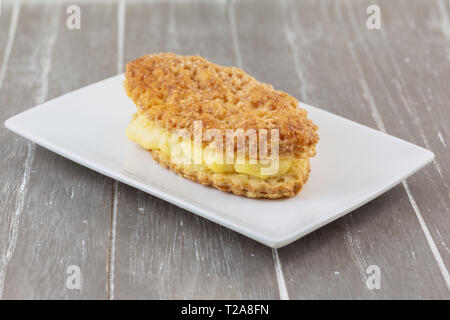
149 149 311 198
124 53 319 198
124 53 319 158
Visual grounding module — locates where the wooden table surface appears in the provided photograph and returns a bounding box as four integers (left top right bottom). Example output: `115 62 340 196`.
0 0 449 299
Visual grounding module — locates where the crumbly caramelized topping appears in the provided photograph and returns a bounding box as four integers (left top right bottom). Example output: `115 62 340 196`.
124 53 319 158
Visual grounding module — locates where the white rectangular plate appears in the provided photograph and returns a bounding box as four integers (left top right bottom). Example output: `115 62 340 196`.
5 75 434 248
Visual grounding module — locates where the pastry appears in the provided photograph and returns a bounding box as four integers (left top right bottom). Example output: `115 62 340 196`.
124 53 318 198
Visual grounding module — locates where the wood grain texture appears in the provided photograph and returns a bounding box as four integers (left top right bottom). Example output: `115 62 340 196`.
0 2 117 299
0 0 448 300
111 0 279 299
0 1 20 299
232 0 449 298
340 0 450 276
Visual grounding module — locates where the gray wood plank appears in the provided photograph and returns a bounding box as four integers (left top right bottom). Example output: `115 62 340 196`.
340 0 450 278
0 2 117 299
0 0 20 300
0 0 447 300
0 3 14 78
233 0 449 298
112 0 279 299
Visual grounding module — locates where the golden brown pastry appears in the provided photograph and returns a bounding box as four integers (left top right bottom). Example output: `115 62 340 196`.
124 53 319 198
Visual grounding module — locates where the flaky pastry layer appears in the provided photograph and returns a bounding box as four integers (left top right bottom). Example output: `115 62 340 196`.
124 53 318 198
149 148 311 198
124 53 319 158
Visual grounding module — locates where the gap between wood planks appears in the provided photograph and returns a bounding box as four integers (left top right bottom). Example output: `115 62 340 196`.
339 0 450 291
279 0 450 295
107 0 125 301
227 0 290 300
109 0 290 300
90 0 449 298
0 1 58 298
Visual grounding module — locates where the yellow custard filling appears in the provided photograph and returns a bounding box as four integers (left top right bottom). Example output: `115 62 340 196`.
126 113 294 179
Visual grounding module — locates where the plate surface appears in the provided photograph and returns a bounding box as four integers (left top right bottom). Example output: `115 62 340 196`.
5 75 434 248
